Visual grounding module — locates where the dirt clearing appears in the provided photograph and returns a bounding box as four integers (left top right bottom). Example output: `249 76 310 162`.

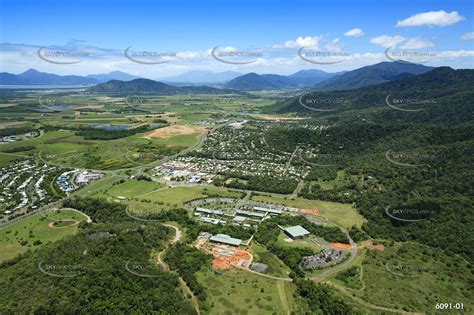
143 124 207 138
330 242 352 250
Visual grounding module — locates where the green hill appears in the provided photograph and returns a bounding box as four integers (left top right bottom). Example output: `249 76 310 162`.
313 61 433 91
87 78 235 95
270 67 474 125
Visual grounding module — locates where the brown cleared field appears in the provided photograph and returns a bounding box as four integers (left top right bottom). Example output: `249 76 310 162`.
143 124 208 138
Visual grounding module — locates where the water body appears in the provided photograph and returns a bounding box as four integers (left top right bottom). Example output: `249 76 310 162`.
93 124 131 131
47 104 78 111
0 85 92 90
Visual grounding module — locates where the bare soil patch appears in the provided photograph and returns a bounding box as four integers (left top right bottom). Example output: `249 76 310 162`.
143 124 207 138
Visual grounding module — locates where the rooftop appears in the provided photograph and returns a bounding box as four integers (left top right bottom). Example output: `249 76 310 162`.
283 225 310 238
209 233 242 246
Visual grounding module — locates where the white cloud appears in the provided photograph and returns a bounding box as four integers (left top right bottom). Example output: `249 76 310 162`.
344 28 364 37
370 35 406 48
282 36 321 48
324 38 342 53
1 42 473 78
400 38 435 49
396 10 464 27
461 32 474 40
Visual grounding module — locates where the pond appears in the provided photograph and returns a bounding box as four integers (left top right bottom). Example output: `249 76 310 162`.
93 124 132 131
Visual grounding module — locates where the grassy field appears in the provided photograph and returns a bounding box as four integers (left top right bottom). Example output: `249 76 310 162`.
136 185 243 207
149 133 202 147
250 194 366 228
275 231 323 252
105 180 164 198
0 153 25 167
0 125 201 170
251 243 292 278
96 185 244 214
196 268 303 314
0 209 88 262
345 242 473 313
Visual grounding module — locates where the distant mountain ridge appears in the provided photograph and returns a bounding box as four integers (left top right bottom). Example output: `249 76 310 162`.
86 71 139 83
161 70 242 84
313 61 434 91
87 78 236 95
224 69 342 91
271 67 474 125
0 69 139 85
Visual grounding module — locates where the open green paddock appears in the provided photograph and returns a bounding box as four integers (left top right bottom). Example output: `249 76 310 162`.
196 267 303 315
0 209 88 262
250 193 366 229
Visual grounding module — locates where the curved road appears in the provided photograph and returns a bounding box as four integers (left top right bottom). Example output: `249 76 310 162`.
155 224 200 315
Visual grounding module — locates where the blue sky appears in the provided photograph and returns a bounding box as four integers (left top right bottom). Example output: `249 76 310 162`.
0 0 473 78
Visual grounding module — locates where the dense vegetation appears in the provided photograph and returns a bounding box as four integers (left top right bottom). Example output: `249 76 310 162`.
0 198 196 313
271 67 474 125
165 244 212 301
262 123 474 263
76 125 151 140
295 279 360 314
0 125 37 137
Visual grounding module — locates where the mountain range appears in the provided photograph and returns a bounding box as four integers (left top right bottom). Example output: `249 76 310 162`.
86 78 236 95
313 61 433 91
225 62 433 91
223 69 341 91
271 67 474 125
1 62 435 91
160 70 242 84
0 69 139 85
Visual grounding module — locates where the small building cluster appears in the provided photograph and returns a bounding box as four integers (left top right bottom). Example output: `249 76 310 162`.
189 197 299 228
56 171 76 192
153 160 213 184
0 161 60 221
0 130 40 144
56 169 102 192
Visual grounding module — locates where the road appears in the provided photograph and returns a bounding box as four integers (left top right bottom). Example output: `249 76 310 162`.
155 224 200 315
3 121 223 230
309 229 358 281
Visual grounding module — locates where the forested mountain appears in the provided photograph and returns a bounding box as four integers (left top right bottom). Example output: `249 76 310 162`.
313 61 434 91
271 67 474 125
0 69 97 85
87 78 236 95
0 69 139 85
224 70 340 90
